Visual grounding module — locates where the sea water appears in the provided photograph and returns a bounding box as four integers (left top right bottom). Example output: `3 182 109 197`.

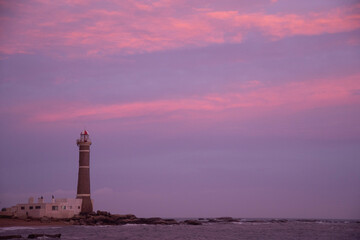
1 220 359 240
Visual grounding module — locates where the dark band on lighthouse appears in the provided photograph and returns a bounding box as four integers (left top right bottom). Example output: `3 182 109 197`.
76 130 93 214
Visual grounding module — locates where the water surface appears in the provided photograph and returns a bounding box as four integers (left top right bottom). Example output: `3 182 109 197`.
1 220 359 240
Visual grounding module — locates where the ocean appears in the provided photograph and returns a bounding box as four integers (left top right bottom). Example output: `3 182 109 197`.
1 220 359 239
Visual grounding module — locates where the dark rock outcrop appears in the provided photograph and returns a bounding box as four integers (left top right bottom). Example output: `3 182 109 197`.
0 235 22 240
69 213 180 226
182 220 202 225
28 234 61 239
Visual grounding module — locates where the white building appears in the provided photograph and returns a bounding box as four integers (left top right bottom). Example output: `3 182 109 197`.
1 197 82 219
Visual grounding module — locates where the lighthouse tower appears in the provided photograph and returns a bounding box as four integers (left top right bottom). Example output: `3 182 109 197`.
76 130 93 214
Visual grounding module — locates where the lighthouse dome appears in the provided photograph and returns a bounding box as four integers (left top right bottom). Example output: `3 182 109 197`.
77 130 91 145
81 130 89 135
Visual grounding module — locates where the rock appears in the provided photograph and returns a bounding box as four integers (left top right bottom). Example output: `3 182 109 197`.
0 235 22 239
112 214 137 220
28 233 61 238
139 217 162 224
163 219 178 225
70 212 180 226
269 219 287 223
113 214 139 225
93 215 108 222
71 215 85 221
296 219 317 223
84 216 96 225
96 210 110 216
79 219 86 225
243 219 266 223
183 220 202 225
115 218 136 225
139 217 177 225
215 217 238 223
114 216 178 225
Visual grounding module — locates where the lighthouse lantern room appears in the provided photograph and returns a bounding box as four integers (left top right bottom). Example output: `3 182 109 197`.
77 130 90 143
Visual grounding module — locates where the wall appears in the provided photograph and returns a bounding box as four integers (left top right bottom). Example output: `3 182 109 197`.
13 198 82 219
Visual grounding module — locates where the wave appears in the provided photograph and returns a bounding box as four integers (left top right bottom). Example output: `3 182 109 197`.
0 226 37 232
0 226 61 232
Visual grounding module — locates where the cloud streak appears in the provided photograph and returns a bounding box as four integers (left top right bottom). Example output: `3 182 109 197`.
22 75 359 123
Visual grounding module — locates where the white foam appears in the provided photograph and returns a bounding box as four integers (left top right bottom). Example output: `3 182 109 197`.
123 224 147 227
0 226 36 232
0 226 61 232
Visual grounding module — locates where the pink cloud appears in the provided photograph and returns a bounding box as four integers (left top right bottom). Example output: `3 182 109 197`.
206 11 239 20
1 1 359 57
14 75 358 124
210 5 360 38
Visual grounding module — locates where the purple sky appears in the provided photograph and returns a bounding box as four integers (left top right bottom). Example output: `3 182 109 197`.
0 0 360 219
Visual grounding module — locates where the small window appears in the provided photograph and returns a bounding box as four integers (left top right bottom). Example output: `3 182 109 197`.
52 206 58 211
35 206 41 209
29 206 33 210
78 206 80 209
70 206 72 209
63 206 66 210
21 206 25 210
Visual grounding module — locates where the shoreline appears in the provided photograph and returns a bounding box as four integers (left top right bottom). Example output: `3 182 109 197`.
1 214 359 228
0 218 68 227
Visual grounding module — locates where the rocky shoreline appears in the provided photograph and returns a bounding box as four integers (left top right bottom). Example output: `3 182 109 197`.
69 211 180 225
2 212 359 228
1 211 200 226
0 211 252 227
55 211 248 226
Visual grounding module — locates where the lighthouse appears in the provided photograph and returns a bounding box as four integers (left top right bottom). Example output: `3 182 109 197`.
76 130 93 214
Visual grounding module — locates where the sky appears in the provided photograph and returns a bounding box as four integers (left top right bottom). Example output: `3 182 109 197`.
0 0 359 219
